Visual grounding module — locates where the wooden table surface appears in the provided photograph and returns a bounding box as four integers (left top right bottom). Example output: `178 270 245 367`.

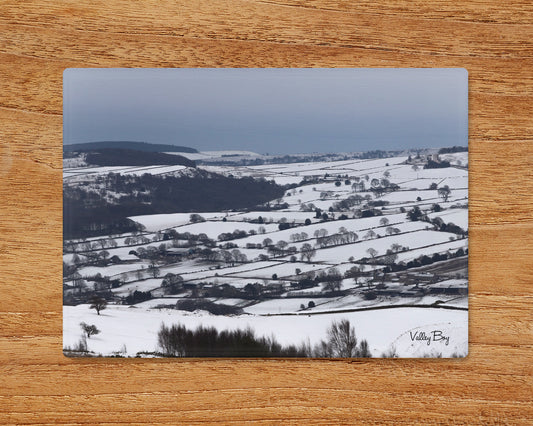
1 1 532 424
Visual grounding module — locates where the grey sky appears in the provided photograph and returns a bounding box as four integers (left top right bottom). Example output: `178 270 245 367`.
63 68 468 154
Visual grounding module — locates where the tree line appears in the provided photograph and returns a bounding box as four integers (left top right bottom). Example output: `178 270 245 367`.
157 319 371 358
64 172 286 239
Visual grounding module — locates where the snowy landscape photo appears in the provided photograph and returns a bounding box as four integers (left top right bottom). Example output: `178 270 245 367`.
63 68 468 358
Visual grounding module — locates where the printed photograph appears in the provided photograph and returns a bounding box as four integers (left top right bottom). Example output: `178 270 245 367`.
63 68 468 358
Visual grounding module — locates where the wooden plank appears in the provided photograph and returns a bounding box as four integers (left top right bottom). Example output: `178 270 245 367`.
0 0 531 423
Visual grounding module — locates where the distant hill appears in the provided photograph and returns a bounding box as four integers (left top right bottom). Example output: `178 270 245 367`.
64 141 198 153
85 148 196 167
438 146 468 154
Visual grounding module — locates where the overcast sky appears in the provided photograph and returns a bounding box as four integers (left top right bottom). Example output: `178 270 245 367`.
63 68 468 154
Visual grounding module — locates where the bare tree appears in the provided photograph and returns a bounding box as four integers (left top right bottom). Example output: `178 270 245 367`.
231 249 247 264
262 238 273 247
364 230 376 240
412 164 420 179
438 185 452 202
366 248 378 259
314 228 328 239
322 268 343 292
379 217 389 226
316 319 359 357
391 243 403 253
89 296 107 315
80 322 100 338
276 240 288 256
148 262 160 278
300 243 316 262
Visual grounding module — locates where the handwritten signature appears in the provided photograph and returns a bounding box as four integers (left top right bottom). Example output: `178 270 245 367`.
409 330 450 346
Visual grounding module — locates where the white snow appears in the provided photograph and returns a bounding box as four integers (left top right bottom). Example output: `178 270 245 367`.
64 304 467 358
427 209 468 230
129 212 233 231
64 149 469 358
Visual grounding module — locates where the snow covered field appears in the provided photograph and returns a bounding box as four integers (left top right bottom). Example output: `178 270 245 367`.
64 151 468 357
64 304 467 358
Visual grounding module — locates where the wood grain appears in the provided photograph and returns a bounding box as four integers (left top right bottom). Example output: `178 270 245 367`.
1 0 532 423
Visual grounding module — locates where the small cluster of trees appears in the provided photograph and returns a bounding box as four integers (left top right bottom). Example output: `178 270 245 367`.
424 160 451 169
267 241 297 258
157 319 371 358
356 208 383 219
407 206 424 221
300 243 317 262
161 273 184 294
383 247 468 273
124 290 152 305
200 248 248 265
200 281 284 300
164 229 216 248
351 180 366 192
64 237 119 253
385 226 401 235
430 216 466 235
124 235 151 246
300 202 317 212
189 214 206 223
132 244 169 260
83 273 121 290
319 268 343 292
369 178 399 198
316 229 359 248
217 229 250 242
407 205 466 236
290 231 309 242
